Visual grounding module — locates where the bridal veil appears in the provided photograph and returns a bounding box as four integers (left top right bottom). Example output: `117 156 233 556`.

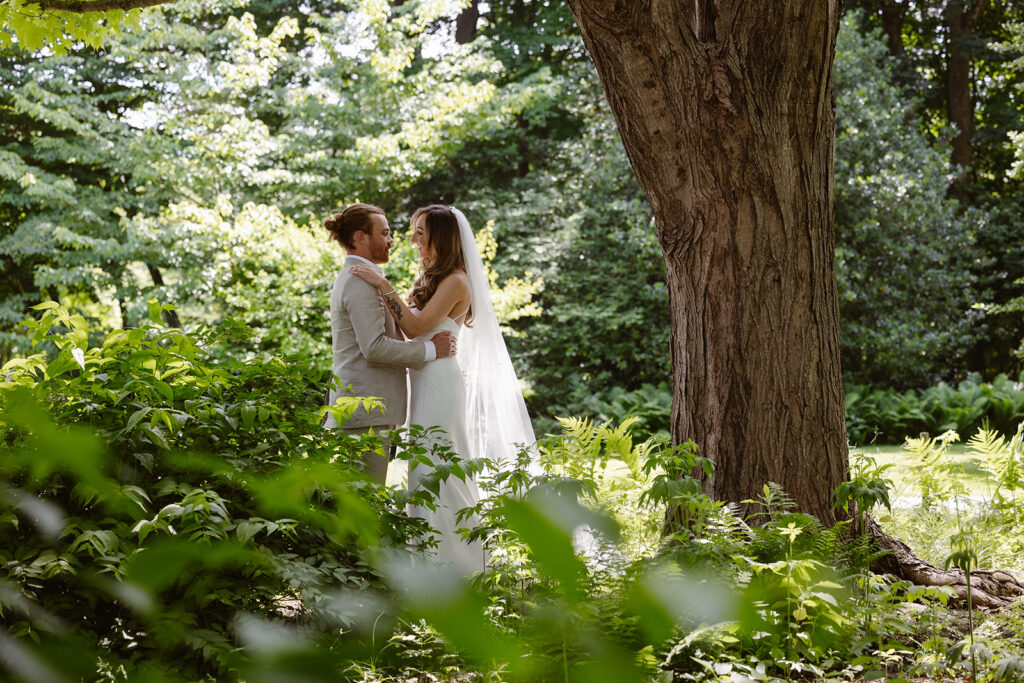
451 208 538 474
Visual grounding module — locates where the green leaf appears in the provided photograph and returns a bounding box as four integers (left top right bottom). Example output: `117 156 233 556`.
235 519 260 544
152 380 174 403
45 352 78 379
383 558 522 665
141 425 170 450
126 407 151 431
125 539 198 592
30 301 60 311
153 408 175 434
499 496 587 601
146 298 165 325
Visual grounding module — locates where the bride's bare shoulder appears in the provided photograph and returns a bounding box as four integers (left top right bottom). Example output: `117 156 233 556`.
440 270 470 291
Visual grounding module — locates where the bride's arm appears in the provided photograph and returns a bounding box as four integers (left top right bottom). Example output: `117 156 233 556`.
349 266 469 338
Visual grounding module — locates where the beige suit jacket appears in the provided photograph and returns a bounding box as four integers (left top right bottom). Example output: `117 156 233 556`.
324 256 427 429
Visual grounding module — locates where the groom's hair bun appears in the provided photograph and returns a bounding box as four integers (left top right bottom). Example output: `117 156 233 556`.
324 203 384 249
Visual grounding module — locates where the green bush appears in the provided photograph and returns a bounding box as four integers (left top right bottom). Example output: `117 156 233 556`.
7 304 1018 682
834 13 982 389
0 301 435 680
579 382 672 443
845 373 1024 444
519 372 1024 451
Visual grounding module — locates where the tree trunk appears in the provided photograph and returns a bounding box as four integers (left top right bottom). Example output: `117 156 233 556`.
455 0 480 44
145 263 182 328
565 2 847 523
946 1 985 174
878 1 905 56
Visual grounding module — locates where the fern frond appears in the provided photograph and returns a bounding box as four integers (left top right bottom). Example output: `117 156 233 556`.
627 438 660 481
598 416 638 460
762 482 795 516
967 428 1006 457
557 415 594 445
556 415 602 460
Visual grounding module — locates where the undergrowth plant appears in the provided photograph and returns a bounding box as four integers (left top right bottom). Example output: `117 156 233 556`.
846 373 1024 445
8 304 1024 682
834 453 895 588
905 429 969 510
969 423 1024 511
872 422 1024 682
0 302 455 681
946 531 981 682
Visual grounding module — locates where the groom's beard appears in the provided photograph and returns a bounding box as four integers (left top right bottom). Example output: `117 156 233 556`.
370 244 390 264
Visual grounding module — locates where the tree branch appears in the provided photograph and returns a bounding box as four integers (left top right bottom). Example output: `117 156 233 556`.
30 0 175 14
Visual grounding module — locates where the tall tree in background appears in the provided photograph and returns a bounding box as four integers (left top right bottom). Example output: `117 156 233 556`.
564 1 847 522
853 0 1009 182
834 14 981 389
851 0 1024 376
946 0 987 176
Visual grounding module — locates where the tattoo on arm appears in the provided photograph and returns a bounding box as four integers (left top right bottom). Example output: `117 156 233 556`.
386 295 403 320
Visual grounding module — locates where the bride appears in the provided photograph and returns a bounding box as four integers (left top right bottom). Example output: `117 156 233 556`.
349 205 535 575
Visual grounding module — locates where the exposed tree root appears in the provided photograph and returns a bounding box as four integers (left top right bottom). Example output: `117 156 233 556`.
868 517 1024 609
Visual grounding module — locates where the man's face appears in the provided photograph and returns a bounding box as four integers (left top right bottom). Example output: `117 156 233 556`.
366 214 393 264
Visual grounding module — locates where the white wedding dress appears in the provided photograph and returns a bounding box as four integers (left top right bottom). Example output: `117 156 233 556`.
405 311 487 575
397 208 537 576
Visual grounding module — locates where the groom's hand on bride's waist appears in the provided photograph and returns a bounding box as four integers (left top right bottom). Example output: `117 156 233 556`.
432 331 456 358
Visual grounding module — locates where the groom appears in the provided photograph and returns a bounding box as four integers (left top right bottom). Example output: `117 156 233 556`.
322 203 456 483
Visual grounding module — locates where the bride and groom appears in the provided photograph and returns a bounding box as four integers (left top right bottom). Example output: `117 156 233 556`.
321 203 536 574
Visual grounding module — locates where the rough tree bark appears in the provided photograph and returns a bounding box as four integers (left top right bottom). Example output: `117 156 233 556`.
565 0 1023 605
565 0 847 524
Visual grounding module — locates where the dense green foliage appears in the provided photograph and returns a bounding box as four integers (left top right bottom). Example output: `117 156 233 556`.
8 305 1024 682
847 1 1024 381
548 374 1024 449
834 20 982 387
846 372 1024 444
0 302 442 678
4 4 1024 678
4 3 1023 424
978 19 1024 365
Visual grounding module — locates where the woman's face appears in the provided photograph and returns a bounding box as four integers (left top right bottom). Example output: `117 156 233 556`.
411 215 435 263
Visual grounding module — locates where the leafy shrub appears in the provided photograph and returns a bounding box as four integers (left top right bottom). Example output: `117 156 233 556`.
0 303 720 682
869 423 1024 681
834 12 982 389
538 373 1024 450
582 382 672 443
846 372 1024 444
8 303 1021 682
0 302 434 680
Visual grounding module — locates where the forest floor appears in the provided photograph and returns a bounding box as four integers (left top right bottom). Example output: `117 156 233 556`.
857 443 1024 681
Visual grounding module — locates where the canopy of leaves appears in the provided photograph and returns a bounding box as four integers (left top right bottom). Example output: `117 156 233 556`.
2 0 1024 416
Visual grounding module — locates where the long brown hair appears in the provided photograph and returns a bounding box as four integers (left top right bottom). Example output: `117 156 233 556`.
408 205 473 324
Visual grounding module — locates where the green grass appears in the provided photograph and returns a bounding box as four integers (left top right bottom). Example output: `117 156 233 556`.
852 442 996 498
